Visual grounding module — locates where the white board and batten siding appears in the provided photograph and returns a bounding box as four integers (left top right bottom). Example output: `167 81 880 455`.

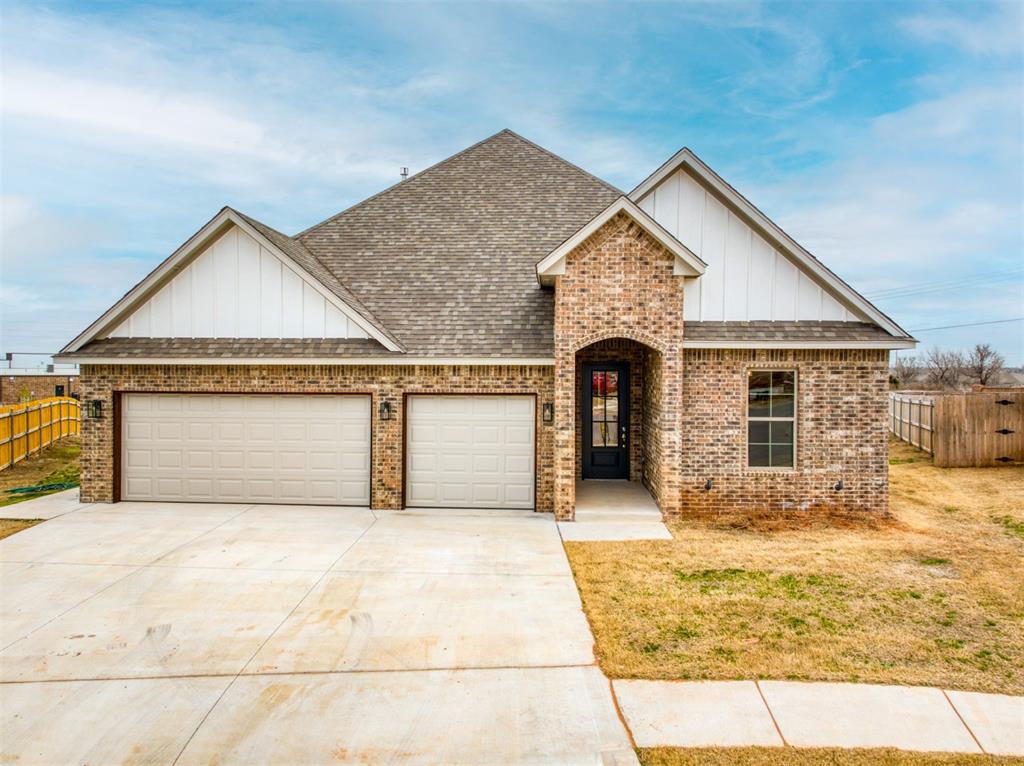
122 394 371 505
638 169 861 323
109 226 368 339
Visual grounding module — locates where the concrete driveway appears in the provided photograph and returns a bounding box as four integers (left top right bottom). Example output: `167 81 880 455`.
0 498 636 765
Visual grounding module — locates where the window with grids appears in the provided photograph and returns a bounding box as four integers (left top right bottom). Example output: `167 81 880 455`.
747 370 795 468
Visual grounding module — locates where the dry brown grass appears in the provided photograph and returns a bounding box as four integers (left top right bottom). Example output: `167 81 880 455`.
567 438 1024 694
0 519 41 540
0 436 79 507
638 747 1024 765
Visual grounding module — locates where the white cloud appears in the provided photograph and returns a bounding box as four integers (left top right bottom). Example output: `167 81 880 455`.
899 3 1024 57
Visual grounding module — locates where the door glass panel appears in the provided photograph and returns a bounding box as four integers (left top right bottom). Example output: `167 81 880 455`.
591 371 605 420
605 395 618 419
591 369 621 447
593 422 618 447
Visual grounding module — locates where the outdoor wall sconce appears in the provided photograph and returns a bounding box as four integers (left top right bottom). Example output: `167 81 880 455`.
378 400 393 421
703 479 713 491
85 399 104 419
833 479 844 492
542 402 554 424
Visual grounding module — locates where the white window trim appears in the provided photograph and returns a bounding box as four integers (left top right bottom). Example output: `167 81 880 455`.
746 368 797 471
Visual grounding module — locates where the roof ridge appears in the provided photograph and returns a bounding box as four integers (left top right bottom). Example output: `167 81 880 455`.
499 129 623 196
296 129 515 239
295 128 621 239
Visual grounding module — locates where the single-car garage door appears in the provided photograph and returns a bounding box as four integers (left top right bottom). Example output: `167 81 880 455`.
122 394 370 505
406 395 535 509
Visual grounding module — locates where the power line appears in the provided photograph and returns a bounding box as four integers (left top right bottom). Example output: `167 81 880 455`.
910 317 1024 332
866 268 1022 296
866 271 1023 301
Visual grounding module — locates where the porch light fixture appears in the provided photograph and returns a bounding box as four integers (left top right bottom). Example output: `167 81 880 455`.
833 479 844 492
542 402 554 424
378 399 393 421
703 479 713 492
85 399 104 419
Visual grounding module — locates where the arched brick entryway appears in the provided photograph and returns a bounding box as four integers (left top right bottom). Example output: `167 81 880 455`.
551 211 685 520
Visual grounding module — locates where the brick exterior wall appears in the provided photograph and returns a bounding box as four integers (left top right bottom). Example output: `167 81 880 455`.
1 375 81 404
553 211 685 519
78 364 555 511
679 348 891 516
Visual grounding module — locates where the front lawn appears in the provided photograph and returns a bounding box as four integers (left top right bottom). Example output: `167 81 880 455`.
566 439 1024 695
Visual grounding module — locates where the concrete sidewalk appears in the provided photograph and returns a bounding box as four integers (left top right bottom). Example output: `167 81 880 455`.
613 679 1024 756
0 488 93 520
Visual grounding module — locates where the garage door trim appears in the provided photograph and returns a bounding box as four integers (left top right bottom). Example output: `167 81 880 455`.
114 390 375 505
402 392 538 510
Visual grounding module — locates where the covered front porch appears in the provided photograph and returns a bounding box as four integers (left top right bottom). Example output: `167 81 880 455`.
554 335 683 521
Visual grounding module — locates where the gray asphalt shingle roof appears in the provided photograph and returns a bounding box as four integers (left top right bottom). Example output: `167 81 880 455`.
297 129 622 356
683 321 897 343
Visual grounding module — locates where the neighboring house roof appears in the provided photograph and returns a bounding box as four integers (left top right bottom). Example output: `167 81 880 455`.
536 196 706 285
296 129 622 356
683 321 915 349
630 147 914 341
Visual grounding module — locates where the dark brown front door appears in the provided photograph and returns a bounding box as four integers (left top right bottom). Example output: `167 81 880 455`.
583 362 629 479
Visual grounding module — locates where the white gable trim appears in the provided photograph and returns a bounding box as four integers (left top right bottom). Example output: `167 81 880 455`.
62 209 403 354
536 196 706 286
630 149 913 340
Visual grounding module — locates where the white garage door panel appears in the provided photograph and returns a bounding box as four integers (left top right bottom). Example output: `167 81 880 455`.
407 395 535 510
122 394 370 505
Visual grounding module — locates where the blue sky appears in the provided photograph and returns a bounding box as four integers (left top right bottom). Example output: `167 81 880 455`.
2 0 1021 364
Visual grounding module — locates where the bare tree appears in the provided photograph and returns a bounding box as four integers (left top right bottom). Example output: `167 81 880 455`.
923 347 965 390
965 343 1005 386
892 354 921 389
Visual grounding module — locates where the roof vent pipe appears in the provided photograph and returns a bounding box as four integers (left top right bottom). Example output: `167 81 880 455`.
400 167 409 181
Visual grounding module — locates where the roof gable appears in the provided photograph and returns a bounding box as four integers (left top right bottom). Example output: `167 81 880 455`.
536 196 706 285
61 208 403 353
630 148 913 339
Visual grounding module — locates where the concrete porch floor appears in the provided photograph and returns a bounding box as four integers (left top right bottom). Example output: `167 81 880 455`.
559 480 672 541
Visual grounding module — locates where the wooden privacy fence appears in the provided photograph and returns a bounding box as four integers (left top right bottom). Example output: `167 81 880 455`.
890 389 1023 467
0 397 81 471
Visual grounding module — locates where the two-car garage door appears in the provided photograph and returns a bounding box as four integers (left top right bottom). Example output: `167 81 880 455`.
122 394 371 505
121 393 535 510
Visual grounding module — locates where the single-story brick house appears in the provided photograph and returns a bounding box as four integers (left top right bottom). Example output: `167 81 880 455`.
0 373 81 404
57 130 915 519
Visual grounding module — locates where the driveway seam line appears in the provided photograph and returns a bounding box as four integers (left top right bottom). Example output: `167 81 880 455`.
942 689 987 754
0 661 601 685
755 680 789 747
169 512 380 766
0 504 258 653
